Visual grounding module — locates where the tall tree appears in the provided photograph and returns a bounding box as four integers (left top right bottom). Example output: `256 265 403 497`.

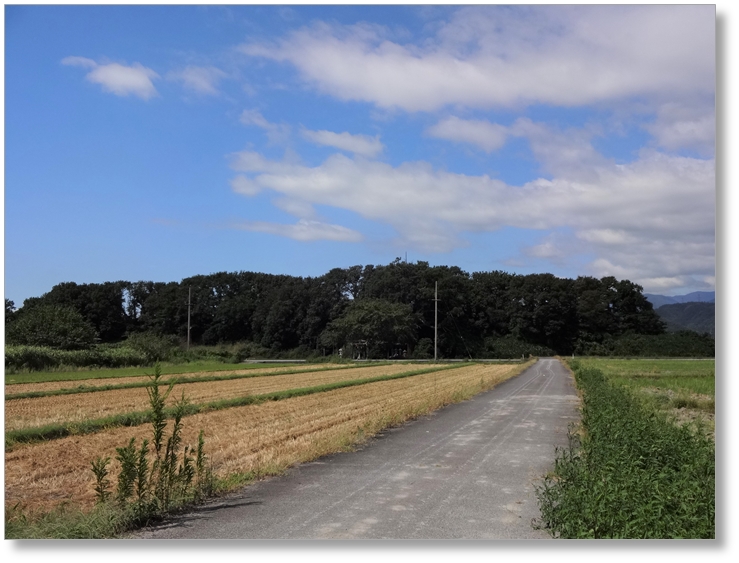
322 298 416 358
6 304 98 349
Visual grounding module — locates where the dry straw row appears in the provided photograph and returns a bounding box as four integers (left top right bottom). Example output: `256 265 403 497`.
5 363 441 432
5 363 349 396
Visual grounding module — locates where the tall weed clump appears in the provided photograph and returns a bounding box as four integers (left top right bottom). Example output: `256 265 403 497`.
536 365 715 538
5 344 149 372
90 363 213 527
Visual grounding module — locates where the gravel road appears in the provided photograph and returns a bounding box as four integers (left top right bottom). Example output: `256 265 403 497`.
133 358 579 540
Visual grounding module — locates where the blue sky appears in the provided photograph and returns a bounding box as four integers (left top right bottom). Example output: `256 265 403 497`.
3 3 717 307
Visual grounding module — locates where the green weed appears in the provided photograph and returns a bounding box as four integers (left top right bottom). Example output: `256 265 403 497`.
88 363 215 529
535 365 715 538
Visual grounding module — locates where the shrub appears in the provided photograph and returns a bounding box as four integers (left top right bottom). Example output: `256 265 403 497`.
124 332 180 363
411 337 433 359
6 305 98 350
5 345 149 372
483 335 555 358
575 331 715 357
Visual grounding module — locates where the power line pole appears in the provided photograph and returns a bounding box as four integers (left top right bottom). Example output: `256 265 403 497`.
187 286 191 351
434 281 440 361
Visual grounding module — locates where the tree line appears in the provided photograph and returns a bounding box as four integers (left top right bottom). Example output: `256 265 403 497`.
6 259 712 358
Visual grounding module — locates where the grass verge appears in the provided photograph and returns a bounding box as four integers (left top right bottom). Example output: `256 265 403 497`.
535 360 715 539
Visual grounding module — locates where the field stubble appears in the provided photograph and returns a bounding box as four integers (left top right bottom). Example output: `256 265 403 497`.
5 363 348 396
5 361 528 515
5 363 430 432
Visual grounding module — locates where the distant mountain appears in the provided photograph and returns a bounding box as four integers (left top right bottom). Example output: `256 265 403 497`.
644 291 715 309
655 302 715 336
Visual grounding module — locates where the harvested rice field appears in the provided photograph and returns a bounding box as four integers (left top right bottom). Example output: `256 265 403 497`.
5 363 350 396
5 361 530 515
5 363 442 431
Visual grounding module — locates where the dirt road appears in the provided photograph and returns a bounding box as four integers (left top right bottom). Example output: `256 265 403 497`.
133 358 579 539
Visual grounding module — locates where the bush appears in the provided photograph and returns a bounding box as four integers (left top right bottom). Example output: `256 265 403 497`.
125 332 180 363
483 336 555 358
6 305 98 350
575 331 715 357
5 345 149 372
411 338 433 359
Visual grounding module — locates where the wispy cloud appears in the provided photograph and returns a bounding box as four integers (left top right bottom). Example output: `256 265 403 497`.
167 65 228 96
239 5 714 113
301 129 384 158
233 219 363 242
228 143 714 290
426 116 508 153
62 56 159 100
239 109 291 144
644 103 715 155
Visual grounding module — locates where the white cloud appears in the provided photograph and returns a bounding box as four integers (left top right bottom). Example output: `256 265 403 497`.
301 129 384 157
272 197 316 219
62 57 159 100
523 233 571 262
239 5 714 112
229 175 262 196
168 66 227 96
239 109 291 144
426 117 508 152
576 229 639 246
426 116 609 180
61 56 97 69
228 145 714 290
645 103 715 154
234 219 363 242
509 118 609 180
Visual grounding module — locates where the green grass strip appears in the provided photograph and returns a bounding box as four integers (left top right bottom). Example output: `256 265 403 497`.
535 360 715 539
5 363 382 401
4 361 303 385
6 363 469 449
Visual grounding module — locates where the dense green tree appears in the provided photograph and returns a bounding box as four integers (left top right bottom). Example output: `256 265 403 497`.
23 281 129 341
5 299 16 324
322 298 416 358
6 304 98 349
10 261 674 357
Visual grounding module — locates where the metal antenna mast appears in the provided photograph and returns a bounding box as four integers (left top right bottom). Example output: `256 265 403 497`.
434 281 440 361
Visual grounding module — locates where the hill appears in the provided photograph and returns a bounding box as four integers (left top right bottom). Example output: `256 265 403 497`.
655 302 715 336
644 291 715 309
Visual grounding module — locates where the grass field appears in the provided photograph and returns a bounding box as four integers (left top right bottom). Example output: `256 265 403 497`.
5 360 530 524
573 357 715 430
574 357 715 393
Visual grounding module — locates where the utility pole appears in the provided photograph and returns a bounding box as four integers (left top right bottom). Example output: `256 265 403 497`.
434 281 440 361
187 286 191 351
